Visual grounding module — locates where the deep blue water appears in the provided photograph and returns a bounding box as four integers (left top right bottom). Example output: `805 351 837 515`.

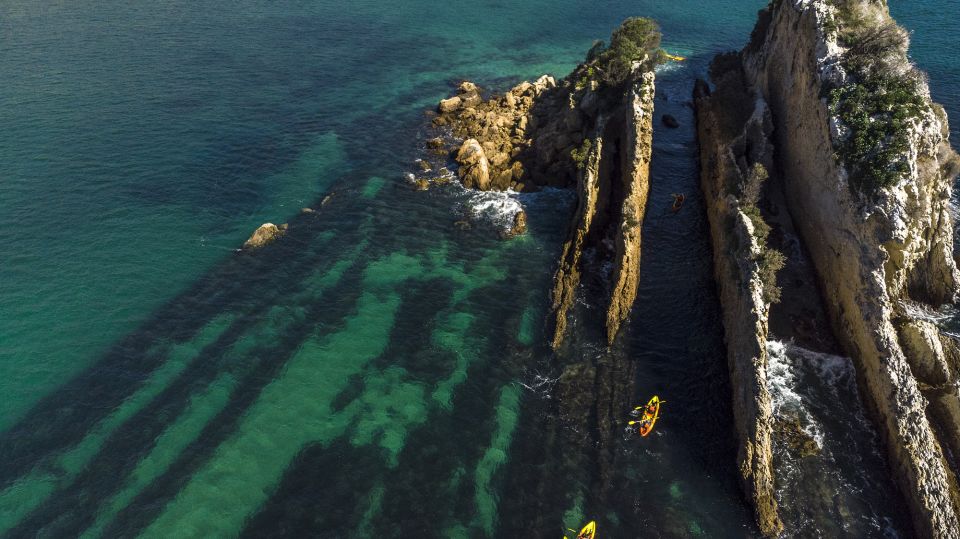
0 0 956 536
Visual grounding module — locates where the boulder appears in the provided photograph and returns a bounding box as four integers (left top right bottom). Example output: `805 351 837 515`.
461 91 482 109
511 161 526 182
415 159 432 172
493 169 514 190
242 223 285 250
533 75 557 94
455 139 491 190
427 137 449 156
458 81 479 94
662 114 679 128
439 96 462 113
501 209 528 239
513 81 534 95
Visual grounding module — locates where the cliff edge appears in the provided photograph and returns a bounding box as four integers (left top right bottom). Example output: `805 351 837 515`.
733 0 960 535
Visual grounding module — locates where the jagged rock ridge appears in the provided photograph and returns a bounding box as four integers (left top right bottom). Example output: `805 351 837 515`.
693 66 783 535
426 19 664 348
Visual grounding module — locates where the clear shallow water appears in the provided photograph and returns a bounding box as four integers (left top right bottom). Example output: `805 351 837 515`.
0 0 956 537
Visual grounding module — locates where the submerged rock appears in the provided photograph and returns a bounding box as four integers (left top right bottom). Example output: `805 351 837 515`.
661 114 679 128
773 416 820 458
242 223 286 250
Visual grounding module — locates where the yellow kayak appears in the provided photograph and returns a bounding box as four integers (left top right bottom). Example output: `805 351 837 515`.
565 520 596 539
630 396 662 437
664 53 686 62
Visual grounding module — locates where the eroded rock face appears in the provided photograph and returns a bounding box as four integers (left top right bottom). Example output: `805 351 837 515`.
550 68 656 349
427 53 656 346
739 0 960 536
604 71 655 344
694 65 783 536
242 223 286 250
432 74 570 192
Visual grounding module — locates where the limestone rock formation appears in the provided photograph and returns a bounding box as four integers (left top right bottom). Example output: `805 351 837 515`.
550 69 656 348
425 19 665 347
727 0 960 536
694 63 783 536
242 223 287 250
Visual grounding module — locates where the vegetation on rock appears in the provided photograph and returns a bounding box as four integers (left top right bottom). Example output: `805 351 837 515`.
570 138 593 169
586 17 666 87
826 0 932 197
740 164 785 304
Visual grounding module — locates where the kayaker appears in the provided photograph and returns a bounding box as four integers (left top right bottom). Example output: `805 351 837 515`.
671 193 685 212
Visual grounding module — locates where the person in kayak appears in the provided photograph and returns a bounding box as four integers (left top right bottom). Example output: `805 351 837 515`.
671 193 685 212
630 402 658 417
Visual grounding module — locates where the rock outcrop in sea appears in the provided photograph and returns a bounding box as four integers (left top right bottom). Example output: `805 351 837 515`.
694 64 783 535
242 222 287 250
697 0 960 536
428 19 662 348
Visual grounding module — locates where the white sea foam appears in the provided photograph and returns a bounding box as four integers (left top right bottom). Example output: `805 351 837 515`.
463 188 524 231
899 299 954 324
766 340 804 416
766 340 824 447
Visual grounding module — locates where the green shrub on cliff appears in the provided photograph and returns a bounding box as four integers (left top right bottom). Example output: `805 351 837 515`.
589 17 665 87
739 164 784 304
570 138 593 169
826 0 931 196
829 73 926 192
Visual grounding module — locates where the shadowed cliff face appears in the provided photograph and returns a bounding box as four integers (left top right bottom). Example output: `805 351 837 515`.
694 68 782 536
735 0 960 536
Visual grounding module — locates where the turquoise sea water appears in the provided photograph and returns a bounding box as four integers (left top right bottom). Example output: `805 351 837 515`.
0 0 956 536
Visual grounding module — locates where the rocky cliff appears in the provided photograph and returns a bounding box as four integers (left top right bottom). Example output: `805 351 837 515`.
693 65 783 535
732 0 960 536
551 70 655 348
424 19 662 348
